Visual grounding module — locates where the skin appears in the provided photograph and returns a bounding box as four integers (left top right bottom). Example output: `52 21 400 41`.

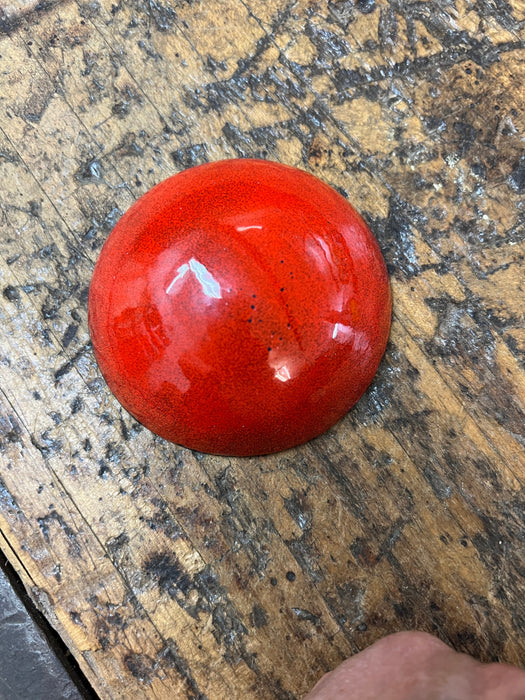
305 631 525 700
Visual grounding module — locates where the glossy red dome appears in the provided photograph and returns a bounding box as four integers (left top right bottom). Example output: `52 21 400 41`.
88 159 391 456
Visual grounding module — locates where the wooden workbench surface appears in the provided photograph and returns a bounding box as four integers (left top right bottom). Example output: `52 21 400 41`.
0 1 524 698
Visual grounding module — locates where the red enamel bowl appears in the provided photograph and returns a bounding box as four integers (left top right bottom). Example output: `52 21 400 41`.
88 159 391 456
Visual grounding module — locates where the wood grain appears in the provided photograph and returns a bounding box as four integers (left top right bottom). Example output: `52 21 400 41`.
0 0 524 698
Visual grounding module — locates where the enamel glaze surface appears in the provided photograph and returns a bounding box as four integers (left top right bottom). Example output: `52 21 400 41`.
88 159 391 456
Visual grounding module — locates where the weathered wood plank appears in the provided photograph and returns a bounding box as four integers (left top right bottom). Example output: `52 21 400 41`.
0 0 524 697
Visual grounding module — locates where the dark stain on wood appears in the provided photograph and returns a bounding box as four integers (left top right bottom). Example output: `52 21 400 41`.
0 476 20 515
37 510 81 558
145 551 193 598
